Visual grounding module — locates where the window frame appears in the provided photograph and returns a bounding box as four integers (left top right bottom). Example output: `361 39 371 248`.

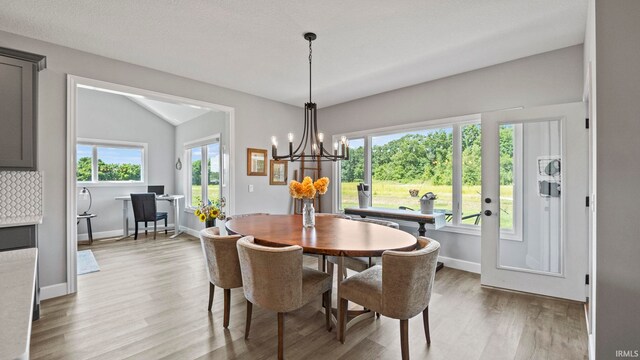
76 138 147 186
184 134 221 211
333 114 483 233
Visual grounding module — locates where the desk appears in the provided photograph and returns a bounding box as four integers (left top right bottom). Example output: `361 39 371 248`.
344 207 446 236
226 214 418 340
114 195 184 239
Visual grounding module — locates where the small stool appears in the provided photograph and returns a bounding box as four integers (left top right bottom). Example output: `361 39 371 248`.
77 213 97 244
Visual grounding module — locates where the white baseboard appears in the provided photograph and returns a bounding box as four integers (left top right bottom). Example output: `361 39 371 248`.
78 224 175 241
181 226 201 238
439 256 481 274
40 282 68 300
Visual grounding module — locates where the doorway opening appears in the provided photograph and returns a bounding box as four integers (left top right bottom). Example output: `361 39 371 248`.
66 75 236 294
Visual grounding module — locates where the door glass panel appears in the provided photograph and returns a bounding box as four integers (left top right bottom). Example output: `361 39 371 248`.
207 142 220 203
498 119 562 274
190 147 202 207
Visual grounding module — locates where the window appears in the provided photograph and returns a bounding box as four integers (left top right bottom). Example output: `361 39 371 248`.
186 136 221 208
335 116 482 230
339 138 365 209
76 140 146 184
371 127 453 211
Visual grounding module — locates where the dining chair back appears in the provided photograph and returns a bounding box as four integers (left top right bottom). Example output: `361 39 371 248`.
199 227 243 327
236 236 304 312
131 193 167 240
351 217 400 229
236 236 332 359
227 213 270 221
381 237 439 319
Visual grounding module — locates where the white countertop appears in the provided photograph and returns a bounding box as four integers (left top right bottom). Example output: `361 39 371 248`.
0 248 38 360
0 216 43 228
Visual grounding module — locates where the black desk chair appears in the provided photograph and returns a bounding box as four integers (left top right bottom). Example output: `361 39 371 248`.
131 193 168 240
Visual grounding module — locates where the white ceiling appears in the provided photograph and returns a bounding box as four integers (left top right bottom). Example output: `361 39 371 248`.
0 0 588 107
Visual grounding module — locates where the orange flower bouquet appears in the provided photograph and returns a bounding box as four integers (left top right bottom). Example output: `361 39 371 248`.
289 176 330 228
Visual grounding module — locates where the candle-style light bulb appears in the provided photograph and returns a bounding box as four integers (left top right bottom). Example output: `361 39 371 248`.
312 143 317 153
288 133 294 142
333 142 338 150
318 133 324 142
271 136 278 147
341 136 347 144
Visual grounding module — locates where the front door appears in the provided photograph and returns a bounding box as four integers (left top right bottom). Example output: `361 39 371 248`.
481 102 588 301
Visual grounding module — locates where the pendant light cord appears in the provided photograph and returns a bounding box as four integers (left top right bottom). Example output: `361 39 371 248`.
309 39 312 103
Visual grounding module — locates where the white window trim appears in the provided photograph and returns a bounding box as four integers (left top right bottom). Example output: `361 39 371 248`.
184 134 221 211
333 115 525 240
76 138 148 186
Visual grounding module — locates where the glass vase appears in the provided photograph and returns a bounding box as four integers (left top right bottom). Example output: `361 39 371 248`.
302 199 315 228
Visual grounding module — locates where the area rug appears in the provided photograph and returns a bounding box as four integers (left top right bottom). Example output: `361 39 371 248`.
77 250 100 275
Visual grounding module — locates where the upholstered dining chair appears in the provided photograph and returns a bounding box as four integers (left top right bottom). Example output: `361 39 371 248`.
199 227 243 328
338 237 440 360
226 213 270 221
315 213 352 220
236 236 332 360
326 218 400 275
130 193 168 240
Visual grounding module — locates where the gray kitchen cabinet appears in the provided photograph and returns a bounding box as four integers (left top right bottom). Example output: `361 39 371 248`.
0 47 46 170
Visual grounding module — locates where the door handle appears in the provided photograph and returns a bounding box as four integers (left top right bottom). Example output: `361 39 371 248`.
484 210 492 216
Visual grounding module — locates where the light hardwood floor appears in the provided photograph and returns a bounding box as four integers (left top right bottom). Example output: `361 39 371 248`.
31 234 588 360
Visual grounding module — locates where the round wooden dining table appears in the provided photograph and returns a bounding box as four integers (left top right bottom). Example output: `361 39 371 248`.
225 214 418 339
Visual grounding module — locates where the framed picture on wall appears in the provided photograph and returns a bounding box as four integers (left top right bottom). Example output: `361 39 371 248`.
270 160 288 185
247 148 268 176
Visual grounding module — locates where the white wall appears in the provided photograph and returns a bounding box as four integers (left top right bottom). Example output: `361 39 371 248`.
0 29 301 289
321 45 584 267
594 0 640 357
76 88 176 237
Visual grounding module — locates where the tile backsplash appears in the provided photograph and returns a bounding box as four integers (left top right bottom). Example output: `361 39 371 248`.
0 171 43 220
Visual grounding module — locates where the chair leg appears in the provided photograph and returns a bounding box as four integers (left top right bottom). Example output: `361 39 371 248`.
165 217 168 234
145 221 148 235
208 283 214 312
423 306 431 345
223 288 231 328
134 222 138 240
339 298 348 343
323 290 332 331
153 221 157 240
400 319 409 360
245 300 253 339
278 312 285 360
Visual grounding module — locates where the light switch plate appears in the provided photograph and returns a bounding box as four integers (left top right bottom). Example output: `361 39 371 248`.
248 185 254 193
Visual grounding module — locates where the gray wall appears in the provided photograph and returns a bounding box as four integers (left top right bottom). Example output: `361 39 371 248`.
174 110 227 231
595 0 640 357
0 29 300 289
76 88 176 237
321 45 584 265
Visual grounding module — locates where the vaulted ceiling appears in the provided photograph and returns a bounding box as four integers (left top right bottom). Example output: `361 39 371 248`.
0 0 588 107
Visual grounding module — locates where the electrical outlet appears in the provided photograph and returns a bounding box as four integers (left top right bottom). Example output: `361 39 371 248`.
248 185 254 193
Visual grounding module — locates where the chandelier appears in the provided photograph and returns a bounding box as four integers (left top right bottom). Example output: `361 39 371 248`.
271 32 349 162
